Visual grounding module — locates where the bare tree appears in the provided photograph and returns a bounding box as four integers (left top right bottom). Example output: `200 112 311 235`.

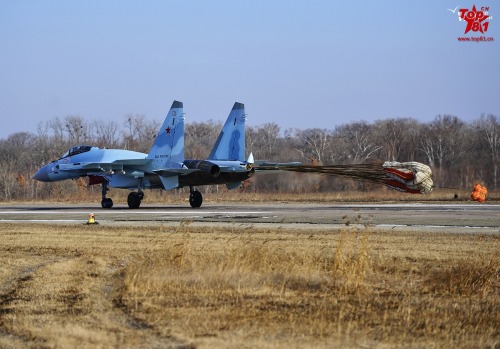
419 115 466 186
47 117 65 143
246 123 281 160
293 128 332 163
335 122 381 163
373 118 421 161
94 119 119 148
122 114 160 152
473 114 499 189
64 115 89 144
185 120 222 159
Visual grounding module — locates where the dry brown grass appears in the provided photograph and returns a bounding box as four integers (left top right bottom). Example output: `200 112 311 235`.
10 186 500 206
0 222 498 348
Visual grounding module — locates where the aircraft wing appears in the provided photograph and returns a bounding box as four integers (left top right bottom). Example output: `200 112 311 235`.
112 159 152 166
57 163 113 172
153 168 199 176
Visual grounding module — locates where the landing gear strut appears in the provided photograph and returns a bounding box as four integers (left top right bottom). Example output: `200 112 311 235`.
189 187 203 208
101 179 113 208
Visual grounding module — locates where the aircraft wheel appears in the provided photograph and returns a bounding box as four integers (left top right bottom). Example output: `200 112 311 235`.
189 190 203 208
101 198 113 209
128 192 142 209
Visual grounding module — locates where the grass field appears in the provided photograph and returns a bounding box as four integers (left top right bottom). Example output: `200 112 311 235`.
0 221 498 348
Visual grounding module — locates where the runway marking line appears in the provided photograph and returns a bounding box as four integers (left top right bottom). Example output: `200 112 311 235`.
0 211 270 215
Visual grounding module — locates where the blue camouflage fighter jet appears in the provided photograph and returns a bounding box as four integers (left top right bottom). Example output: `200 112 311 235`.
33 101 255 209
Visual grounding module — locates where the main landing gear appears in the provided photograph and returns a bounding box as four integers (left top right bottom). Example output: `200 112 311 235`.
189 187 203 208
127 190 144 209
101 181 200 209
127 178 144 209
100 178 143 209
101 179 113 208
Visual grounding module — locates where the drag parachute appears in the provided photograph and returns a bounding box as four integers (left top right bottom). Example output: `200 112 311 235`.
255 161 434 194
382 162 433 194
471 183 487 202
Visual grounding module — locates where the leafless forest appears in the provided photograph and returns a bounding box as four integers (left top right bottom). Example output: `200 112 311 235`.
0 113 498 201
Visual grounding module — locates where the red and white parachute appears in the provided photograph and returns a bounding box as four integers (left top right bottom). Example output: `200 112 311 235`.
382 162 434 194
256 161 434 194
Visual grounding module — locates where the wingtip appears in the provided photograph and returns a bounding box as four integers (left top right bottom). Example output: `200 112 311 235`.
172 100 183 108
232 102 244 110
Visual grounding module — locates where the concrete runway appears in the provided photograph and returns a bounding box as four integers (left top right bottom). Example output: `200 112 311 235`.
0 203 499 234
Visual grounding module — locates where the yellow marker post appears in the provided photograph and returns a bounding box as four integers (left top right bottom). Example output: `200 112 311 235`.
87 213 97 224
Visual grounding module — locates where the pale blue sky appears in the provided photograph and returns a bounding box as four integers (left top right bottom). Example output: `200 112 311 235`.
1 0 498 138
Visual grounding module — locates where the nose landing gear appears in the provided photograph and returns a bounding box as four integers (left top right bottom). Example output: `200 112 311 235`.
101 179 113 208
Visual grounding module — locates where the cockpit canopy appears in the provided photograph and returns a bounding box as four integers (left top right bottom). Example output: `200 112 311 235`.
60 145 98 159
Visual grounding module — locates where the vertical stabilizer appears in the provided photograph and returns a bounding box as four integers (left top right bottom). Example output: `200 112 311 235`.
148 100 184 168
208 102 246 161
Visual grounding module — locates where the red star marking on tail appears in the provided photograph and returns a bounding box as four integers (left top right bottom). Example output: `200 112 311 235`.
166 126 171 134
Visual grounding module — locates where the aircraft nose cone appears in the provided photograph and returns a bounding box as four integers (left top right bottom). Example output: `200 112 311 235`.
33 166 50 182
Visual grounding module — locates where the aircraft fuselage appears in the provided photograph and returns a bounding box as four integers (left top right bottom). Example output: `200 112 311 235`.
33 148 149 184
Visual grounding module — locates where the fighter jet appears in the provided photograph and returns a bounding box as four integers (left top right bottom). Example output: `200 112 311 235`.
33 101 255 209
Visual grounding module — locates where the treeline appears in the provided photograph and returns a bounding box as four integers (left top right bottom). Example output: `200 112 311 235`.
0 113 498 200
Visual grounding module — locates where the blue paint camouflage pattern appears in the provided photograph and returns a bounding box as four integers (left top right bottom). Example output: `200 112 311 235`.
208 102 246 161
148 100 185 168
